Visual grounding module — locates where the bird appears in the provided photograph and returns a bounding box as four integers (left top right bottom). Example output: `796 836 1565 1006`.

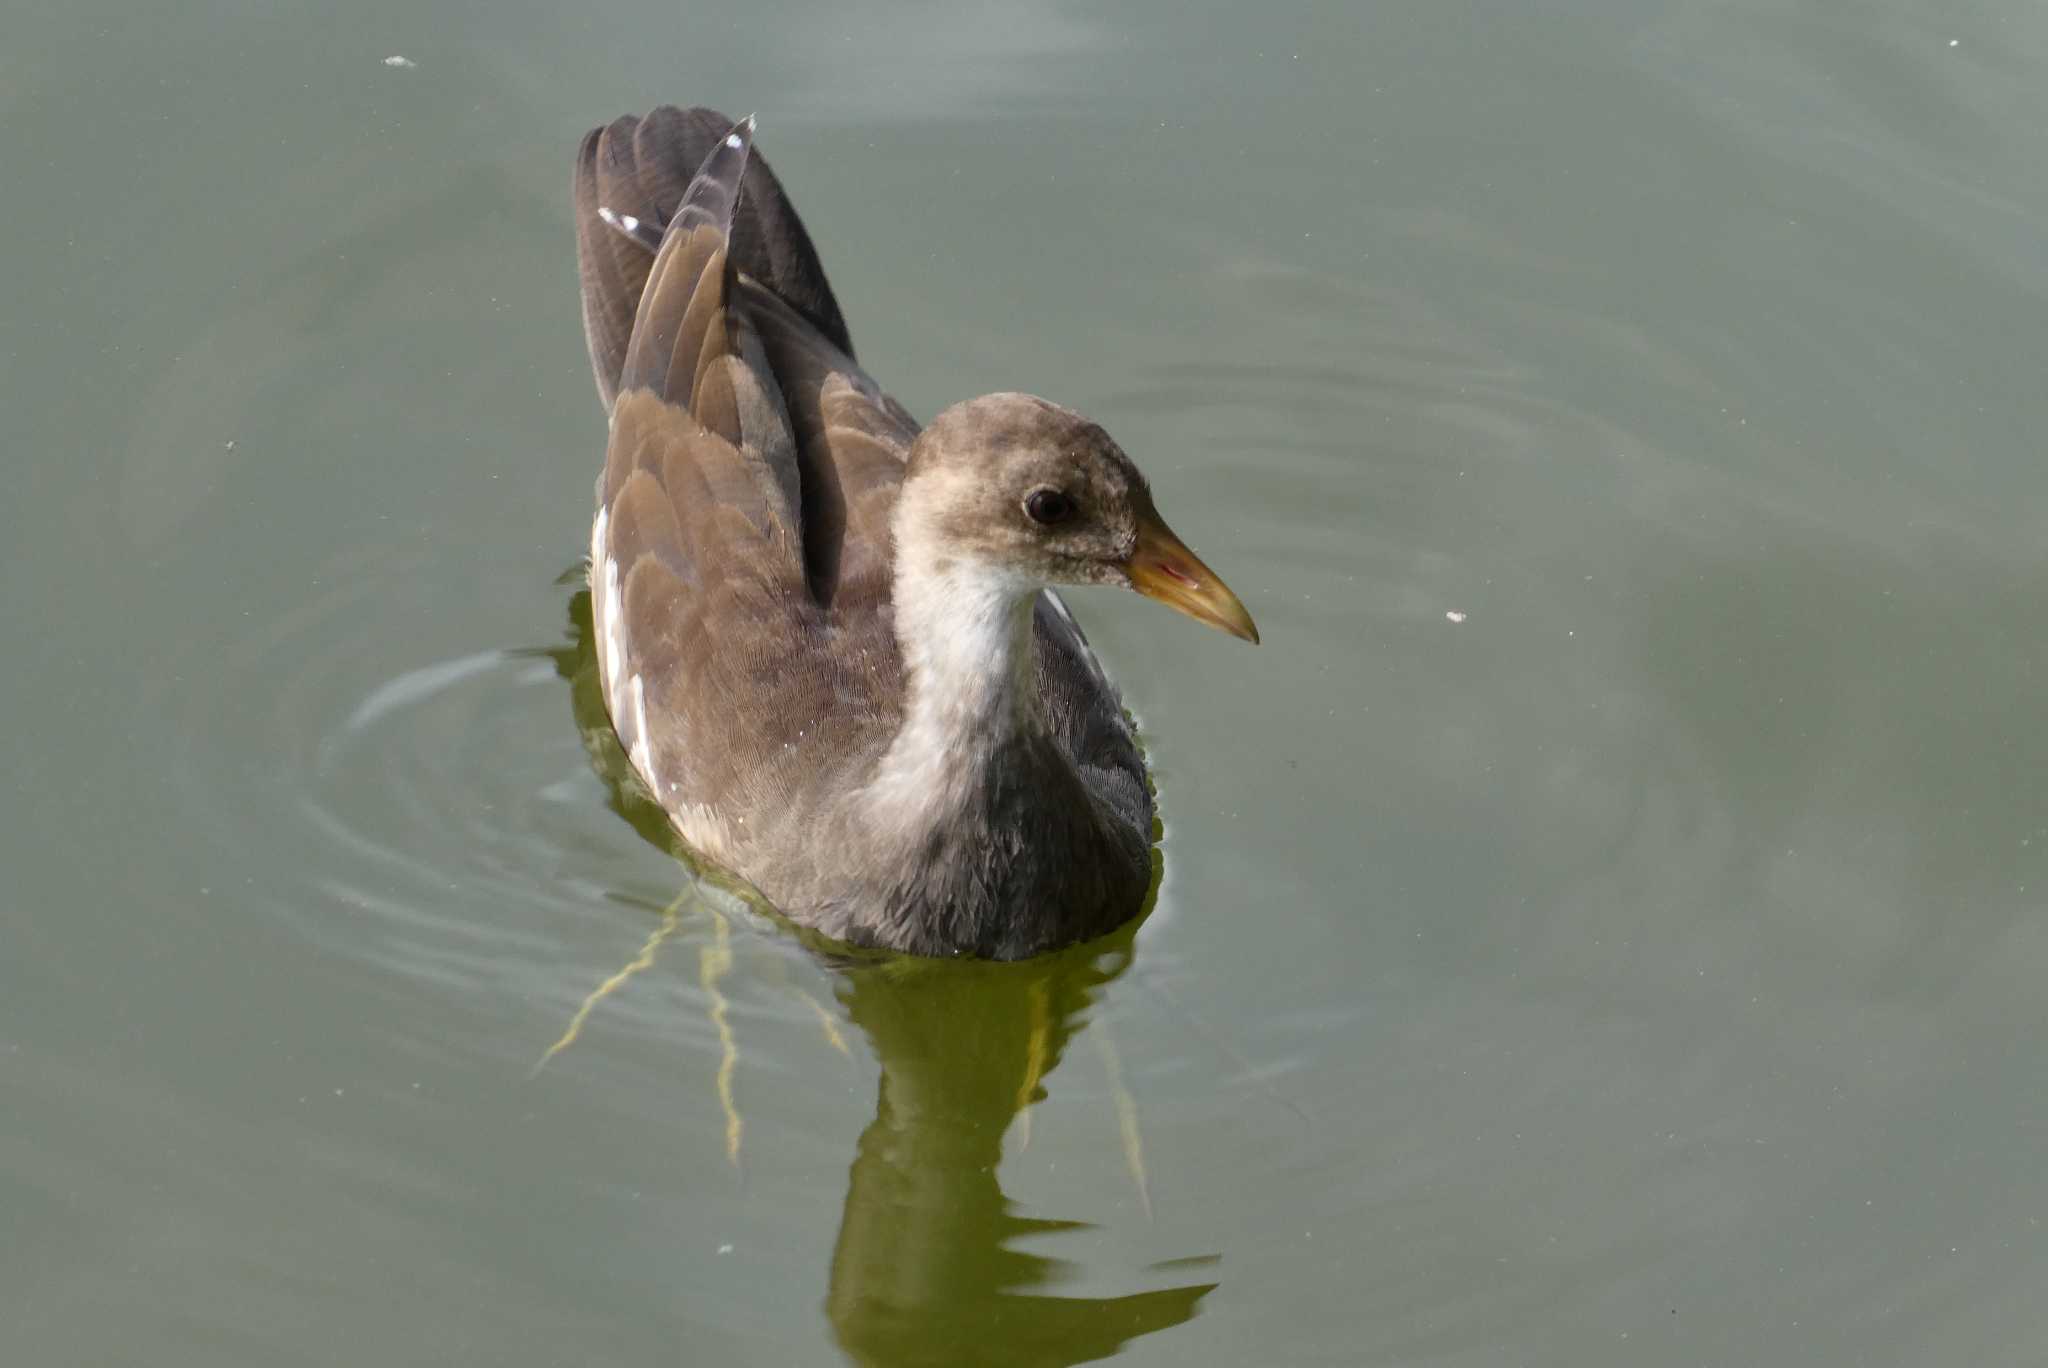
571 106 1257 960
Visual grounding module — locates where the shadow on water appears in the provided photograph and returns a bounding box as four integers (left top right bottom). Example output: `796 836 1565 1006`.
535 582 1217 1366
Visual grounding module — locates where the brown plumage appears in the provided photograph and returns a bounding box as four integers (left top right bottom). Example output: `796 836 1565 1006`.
574 108 1256 960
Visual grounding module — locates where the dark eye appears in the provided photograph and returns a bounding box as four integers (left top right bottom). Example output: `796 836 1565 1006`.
1024 488 1076 525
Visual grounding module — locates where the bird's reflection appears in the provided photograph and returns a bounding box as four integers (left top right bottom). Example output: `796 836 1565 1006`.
826 948 1215 1366
538 584 1216 1366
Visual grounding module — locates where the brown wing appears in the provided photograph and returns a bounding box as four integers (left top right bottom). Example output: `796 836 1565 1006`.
741 281 918 612
590 120 832 843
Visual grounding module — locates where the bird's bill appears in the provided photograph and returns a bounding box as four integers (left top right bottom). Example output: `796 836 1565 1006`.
1127 514 1260 644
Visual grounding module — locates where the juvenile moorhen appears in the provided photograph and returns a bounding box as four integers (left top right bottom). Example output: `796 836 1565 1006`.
573 108 1256 960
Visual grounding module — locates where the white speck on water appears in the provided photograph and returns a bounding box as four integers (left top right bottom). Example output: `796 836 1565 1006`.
383 55 416 68
717 1243 734 1254
1948 38 1959 47
1445 610 1467 624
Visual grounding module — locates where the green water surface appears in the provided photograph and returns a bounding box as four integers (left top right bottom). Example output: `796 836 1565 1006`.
6 2 2048 1364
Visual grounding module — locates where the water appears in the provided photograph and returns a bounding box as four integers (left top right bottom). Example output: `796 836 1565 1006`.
7 1 2047 1363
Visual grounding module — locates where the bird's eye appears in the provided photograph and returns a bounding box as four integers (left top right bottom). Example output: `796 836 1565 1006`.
1024 488 1076 525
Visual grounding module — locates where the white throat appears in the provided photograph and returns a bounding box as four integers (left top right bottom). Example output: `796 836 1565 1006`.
863 547 1043 817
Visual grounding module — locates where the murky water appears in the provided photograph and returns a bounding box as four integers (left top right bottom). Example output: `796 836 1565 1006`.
7 1 2048 1363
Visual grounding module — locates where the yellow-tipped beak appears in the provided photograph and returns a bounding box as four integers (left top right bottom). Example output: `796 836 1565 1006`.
1127 513 1260 644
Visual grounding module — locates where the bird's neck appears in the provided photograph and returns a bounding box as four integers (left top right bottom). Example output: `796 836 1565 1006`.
841 526 1147 958
865 546 1045 817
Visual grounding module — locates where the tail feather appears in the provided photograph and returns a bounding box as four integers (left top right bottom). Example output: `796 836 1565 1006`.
573 105 854 410
670 114 754 240
608 116 805 543
617 116 750 405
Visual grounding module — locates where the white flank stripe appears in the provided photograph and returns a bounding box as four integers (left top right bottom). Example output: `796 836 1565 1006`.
588 506 610 683
628 674 654 782
603 556 624 688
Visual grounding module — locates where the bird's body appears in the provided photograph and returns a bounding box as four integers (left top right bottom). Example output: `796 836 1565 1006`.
573 108 1253 959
